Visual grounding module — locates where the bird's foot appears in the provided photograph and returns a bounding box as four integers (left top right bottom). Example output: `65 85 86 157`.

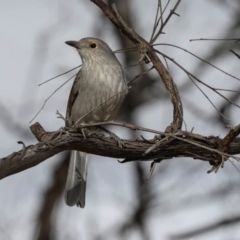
98 126 124 149
88 131 105 138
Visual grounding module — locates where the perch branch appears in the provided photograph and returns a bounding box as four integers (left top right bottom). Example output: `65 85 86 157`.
1 122 240 180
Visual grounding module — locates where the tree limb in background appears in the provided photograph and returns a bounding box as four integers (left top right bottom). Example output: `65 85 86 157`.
35 155 69 240
169 215 240 240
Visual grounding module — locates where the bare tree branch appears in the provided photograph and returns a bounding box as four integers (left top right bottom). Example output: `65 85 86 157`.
1 122 240 180
150 0 181 44
91 0 183 131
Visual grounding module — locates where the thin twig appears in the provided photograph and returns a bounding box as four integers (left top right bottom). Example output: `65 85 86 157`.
153 43 240 81
128 67 154 84
38 65 80 86
124 61 152 69
161 135 240 162
56 110 66 122
187 74 229 120
153 48 240 111
215 88 240 93
143 135 172 156
162 56 170 72
161 0 171 19
30 73 77 123
152 0 171 39
114 47 137 54
151 0 181 44
190 38 240 42
150 0 162 42
229 159 240 173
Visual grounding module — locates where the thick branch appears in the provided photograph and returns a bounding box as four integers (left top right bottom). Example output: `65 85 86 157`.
1 122 240 180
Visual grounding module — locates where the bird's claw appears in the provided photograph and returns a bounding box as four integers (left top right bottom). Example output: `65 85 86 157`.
98 126 124 148
110 132 124 149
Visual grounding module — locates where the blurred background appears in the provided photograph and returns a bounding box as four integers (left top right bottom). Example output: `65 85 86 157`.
1 0 240 239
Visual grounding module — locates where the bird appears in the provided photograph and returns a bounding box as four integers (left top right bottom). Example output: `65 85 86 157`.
64 37 127 208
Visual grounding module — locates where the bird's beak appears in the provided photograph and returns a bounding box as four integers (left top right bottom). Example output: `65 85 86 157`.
65 41 79 48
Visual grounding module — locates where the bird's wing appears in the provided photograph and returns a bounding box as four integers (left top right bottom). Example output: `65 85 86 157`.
66 71 81 126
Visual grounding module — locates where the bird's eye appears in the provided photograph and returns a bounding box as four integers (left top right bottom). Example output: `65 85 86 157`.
90 43 97 48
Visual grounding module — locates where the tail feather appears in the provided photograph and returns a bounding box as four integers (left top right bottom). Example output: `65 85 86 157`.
65 151 89 207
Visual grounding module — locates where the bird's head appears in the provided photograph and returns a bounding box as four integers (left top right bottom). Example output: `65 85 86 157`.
65 37 118 64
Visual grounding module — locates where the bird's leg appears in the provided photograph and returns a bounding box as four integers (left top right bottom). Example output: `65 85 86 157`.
86 128 105 138
76 124 105 139
98 126 124 149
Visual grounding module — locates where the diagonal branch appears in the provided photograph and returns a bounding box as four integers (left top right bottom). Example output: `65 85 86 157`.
91 0 183 131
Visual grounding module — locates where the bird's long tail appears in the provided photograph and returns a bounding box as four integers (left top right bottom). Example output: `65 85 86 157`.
64 151 89 208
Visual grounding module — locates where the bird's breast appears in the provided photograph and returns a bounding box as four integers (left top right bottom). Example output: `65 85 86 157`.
70 63 127 124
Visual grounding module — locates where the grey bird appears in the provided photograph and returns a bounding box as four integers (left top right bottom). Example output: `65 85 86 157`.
65 37 127 208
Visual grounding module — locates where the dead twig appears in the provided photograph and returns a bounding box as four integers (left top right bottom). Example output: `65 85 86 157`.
30 73 77 123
